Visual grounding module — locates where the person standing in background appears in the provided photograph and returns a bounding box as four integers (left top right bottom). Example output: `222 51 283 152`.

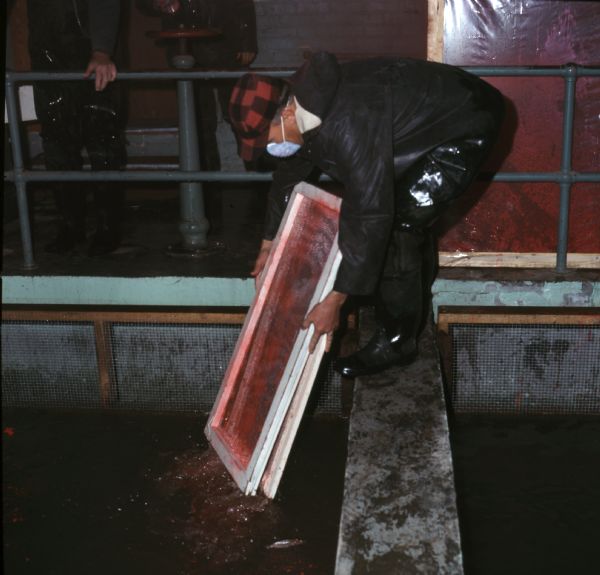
28 0 127 256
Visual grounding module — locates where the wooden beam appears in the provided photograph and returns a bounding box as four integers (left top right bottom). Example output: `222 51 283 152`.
1 307 248 325
94 321 115 408
439 251 600 269
437 305 600 335
427 0 444 62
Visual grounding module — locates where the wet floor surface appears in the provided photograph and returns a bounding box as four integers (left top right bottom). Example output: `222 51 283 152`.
450 415 600 575
2 409 348 575
3 185 267 278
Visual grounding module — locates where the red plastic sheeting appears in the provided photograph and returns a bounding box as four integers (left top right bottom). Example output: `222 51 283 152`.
437 0 600 254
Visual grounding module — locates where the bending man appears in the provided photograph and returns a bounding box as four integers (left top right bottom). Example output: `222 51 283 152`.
229 52 505 379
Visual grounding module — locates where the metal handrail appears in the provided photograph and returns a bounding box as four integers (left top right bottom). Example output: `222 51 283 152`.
5 64 600 271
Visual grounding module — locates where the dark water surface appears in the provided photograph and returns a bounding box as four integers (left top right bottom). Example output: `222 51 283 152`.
450 415 600 575
3 409 347 575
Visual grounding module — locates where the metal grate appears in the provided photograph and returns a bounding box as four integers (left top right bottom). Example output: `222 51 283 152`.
110 322 239 412
450 323 600 415
1 320 343 414
2 321 100 409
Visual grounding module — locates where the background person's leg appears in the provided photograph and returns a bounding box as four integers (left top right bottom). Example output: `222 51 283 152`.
28 1 93 254
194 82 224 233
33 80 87 253
83 83 127 256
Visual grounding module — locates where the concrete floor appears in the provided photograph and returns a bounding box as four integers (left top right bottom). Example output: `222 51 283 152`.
335 311 463 574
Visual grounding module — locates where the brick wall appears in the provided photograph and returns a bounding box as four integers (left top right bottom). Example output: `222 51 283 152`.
253 0 427 67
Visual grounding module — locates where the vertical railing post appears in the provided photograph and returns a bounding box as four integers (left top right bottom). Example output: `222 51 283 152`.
556 64 577 273
169 50 209 254
5 77 36 270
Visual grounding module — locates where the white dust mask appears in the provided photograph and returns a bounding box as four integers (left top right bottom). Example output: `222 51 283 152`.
266 117 301 158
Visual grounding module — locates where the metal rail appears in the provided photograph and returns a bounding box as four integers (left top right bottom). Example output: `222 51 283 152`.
5 64 600 271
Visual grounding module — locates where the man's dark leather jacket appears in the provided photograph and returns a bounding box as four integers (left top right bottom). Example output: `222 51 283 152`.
265 52 504 296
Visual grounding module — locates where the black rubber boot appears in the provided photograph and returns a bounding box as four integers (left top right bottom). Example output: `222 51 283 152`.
334 327 418 379
44 184 87 254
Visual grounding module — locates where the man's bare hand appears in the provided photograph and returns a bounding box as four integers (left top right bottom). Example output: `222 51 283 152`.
303 290 348 353
251 239 273 288
236 52 257 67
84 51 117 92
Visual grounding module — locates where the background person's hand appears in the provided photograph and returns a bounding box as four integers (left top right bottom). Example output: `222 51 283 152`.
303 290 348 353
236 51 256 66
84 51 117 91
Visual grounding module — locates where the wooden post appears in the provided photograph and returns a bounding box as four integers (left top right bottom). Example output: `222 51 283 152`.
94 321 115 408
427 0 444 62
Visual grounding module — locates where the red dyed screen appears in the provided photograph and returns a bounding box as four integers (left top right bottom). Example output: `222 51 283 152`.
217 199 338 467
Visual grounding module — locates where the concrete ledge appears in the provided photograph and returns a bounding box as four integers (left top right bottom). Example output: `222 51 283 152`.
1 275 255 307
4 272 598 311
432 271 600 320
335 313 463 574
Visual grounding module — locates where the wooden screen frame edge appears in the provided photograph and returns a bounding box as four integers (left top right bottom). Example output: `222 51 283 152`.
259 250 342 498
249 248 342 496
204 194 306 491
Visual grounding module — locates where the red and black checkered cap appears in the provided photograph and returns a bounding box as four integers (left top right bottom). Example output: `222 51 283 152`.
229 74 286 162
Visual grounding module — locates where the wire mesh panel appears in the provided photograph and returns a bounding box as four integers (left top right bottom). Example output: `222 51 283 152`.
312 361 344 415
2 318 344 415
2 321 100 409
110 322 240 412
450 323 600 415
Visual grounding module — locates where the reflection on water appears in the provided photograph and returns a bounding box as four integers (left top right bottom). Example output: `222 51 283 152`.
3 409 347 575
450 415 600 575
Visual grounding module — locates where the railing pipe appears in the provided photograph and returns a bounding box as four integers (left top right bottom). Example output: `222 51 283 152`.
4 69 295 82
4 64 599 272
175 71 208 250
6 170 600 184
556 64 577 272
4 79 36 270
465 65 600 78
6 66 600 82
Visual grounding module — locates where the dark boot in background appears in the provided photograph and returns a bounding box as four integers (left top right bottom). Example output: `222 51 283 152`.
44 183 87 253
88 184 123 256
